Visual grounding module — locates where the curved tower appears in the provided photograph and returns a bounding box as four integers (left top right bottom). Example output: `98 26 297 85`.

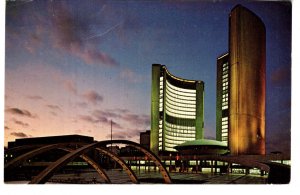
229 5 266 155
151 64 204 154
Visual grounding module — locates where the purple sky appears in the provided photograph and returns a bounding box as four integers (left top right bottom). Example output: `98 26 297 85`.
4 0 291 154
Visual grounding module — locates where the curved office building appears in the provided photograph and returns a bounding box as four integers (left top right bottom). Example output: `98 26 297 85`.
151 64 204 154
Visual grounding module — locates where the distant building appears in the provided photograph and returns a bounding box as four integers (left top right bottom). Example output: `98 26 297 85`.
216 5 266 155
7 134 94 149
151 64 204 154
107 145 120 155
4 135 95 177
140 130 150 149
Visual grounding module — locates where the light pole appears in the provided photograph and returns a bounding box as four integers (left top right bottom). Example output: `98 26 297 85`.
110 120 112 151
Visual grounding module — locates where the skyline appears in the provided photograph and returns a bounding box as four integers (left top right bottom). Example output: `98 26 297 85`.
4 0 291 154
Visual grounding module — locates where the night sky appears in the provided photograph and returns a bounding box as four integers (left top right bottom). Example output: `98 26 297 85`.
4 0 291 154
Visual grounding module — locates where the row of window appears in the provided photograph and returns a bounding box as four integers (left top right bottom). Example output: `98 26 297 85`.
222 120 228 125
165 133 195 141
222 77 228 83
165 128 195 137
166 88 196 101
222 117 228 121
166 93 196 108
222 63 229 115
159 79 164 111
221 116 228 142
166 102 196 113
222 102 228 107
165 121 196 130
222 74 228 79
164 131 195 140
222 132 228 136
222 105 228 110
222 85 228 91
166 80 196 94
221 137 228 141
166 90 196 103
222 124 228 129
165 107 196 119
222 97 228 103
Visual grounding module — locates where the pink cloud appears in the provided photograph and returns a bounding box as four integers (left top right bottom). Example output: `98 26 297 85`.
78 115 99 124
46 104 62 111
82 90 104 105
50 2 119 67
64 80 77 95
27 95 44 100
10 132 30 138
6 108 37 118
12 118 29 128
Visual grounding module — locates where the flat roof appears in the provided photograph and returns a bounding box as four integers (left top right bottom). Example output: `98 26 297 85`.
175 139 227 148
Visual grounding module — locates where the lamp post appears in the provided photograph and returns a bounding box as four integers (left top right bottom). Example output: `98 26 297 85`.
110 120 112 151
169 153 172 172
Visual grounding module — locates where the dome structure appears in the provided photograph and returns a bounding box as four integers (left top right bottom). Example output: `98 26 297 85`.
174 139 229 155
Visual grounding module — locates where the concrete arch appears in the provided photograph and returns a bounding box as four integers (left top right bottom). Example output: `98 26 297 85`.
5 143 68 172
29 142 100 184
4 143 111 183
59 147 111 183
97 140 172 183
29 140 172 184
95 147 139 184
5 145 43 153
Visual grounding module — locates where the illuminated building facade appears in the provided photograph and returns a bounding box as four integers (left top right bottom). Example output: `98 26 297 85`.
216 5 266 155
151 64 204 154
216 53 230 145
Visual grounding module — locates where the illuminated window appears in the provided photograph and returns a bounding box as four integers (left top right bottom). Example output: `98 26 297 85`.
222 117 228 121
222 105 228 110
166 81 196 94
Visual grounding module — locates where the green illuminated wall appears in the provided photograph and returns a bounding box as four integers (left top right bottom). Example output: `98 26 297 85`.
150 64 161 155
150 64 204 154
216 53 229 145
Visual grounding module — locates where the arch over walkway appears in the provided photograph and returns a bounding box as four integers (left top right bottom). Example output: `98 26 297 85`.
5 143 68 172
98 140 172 183
4 143 111 183
95 147 139 184
29 140 172 184
59 147 111 183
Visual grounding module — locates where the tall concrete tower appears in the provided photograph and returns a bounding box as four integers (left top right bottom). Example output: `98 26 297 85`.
228 5 266 155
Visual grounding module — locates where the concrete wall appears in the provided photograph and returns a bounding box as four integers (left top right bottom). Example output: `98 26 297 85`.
229 5 266 155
